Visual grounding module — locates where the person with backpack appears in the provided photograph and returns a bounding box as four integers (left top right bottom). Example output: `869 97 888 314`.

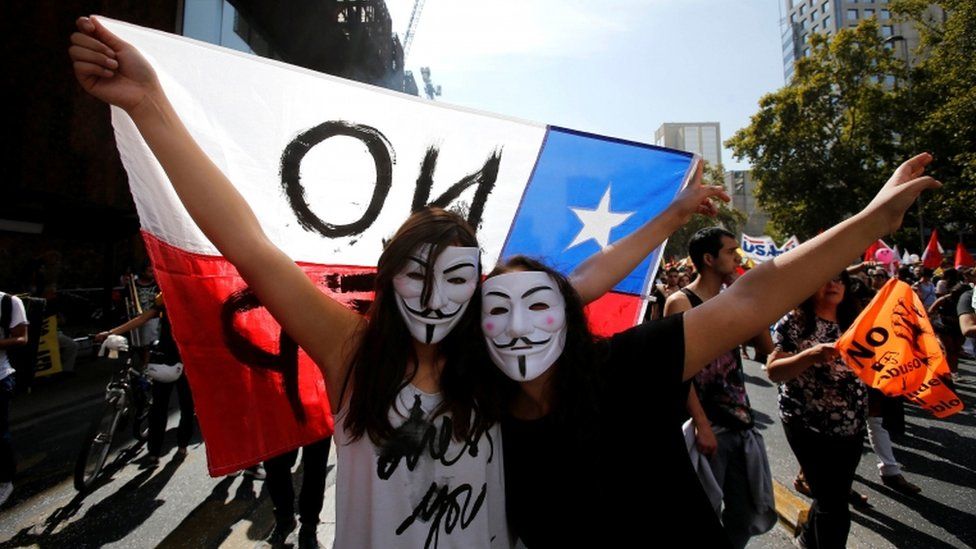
0 291 29 507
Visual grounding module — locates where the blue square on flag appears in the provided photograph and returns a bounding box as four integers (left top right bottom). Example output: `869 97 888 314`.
500 127 695 295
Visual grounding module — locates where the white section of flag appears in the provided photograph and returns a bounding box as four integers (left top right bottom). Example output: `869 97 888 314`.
104 18 547 268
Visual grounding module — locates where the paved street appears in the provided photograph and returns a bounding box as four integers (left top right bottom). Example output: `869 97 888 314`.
0 354 329 548
0 354 973 548
745 354 976 549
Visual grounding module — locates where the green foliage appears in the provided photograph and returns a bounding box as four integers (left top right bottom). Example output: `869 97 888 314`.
890 0 976 237
730 6 975 247
727 20 903 241
664 163 746 260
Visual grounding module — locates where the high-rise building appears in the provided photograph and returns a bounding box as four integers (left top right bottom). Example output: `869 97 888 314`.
780 0 945 81
654 123 722 167
184 0 412 93
725 170 770 236
2 0 414 293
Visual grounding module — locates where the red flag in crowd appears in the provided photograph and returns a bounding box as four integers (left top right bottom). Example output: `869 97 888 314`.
955 242 975 269
864 239 888 262
922 230 943 269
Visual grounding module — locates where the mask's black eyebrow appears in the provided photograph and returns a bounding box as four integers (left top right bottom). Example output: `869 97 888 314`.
486 290 511 299
443 262 476 274
408 256 429 268
522 285 555 298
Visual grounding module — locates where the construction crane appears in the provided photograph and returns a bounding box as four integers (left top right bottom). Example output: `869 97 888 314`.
402 0 426 61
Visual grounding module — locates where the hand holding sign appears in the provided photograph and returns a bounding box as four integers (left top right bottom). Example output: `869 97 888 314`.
805 342 839 363
70 16 160 113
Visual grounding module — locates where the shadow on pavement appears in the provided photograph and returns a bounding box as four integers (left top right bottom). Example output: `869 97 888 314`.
852 473 976 548
744 371 774 388
897 424 976 482
851 503 958 549
751 408 776 430
156 473 264 548
0 452 185 548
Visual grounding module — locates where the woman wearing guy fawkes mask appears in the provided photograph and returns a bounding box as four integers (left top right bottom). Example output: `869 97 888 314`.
69 16 514 547
482 257 728 548
482 155 940 549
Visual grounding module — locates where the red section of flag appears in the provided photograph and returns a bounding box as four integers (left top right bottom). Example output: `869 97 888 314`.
864 240 885 262
144 232 645 474
584 292 642 337
922 230 943 269
955 242 975 269
143 232 371 476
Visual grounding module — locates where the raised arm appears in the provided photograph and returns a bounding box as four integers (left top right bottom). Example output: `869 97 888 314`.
681 154 940 380
70 16 360 404
569 160 729 304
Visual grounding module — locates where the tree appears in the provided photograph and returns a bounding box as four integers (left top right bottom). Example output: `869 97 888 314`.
727 20 903 241
890 0 976 239
664 163 746 260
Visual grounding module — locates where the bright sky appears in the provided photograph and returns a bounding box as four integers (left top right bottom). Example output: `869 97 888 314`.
386 0 786 170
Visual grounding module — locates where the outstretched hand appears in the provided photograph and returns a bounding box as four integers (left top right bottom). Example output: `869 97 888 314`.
864 153 941 236
70 16 159 113
671 160 730 222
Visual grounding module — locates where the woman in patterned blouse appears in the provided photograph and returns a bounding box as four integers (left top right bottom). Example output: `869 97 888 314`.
766 271 866 549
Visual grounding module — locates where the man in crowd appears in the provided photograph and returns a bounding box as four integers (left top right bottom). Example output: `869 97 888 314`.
913 267 937 309
665 227 776 548
959 280 975 343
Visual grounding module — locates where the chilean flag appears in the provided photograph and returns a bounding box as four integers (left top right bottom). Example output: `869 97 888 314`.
104 19 696 475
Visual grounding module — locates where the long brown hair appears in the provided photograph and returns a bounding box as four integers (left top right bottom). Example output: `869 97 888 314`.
486 256 602 438
341 207 495 445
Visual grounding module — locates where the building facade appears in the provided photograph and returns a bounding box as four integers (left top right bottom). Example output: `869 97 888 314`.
654 122 722 167
187 0 412 93
3 0 410 301
780 0 944 81
725 170 770 236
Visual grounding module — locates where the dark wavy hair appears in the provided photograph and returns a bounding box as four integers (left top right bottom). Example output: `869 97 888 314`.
797 270 862 337
341 207 495 445
486 255 603 438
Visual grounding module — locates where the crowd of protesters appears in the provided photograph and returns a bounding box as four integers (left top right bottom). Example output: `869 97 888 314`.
650 232 974 548
0 13 961 549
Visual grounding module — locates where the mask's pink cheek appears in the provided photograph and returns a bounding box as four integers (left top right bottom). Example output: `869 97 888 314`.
546 316 554 325
484 322 494 332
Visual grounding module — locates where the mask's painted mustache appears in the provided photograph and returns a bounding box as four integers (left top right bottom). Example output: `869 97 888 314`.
402 301 462 319
491 335 552 349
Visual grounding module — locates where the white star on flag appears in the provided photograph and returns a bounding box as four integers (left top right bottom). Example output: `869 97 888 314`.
566 185 635 250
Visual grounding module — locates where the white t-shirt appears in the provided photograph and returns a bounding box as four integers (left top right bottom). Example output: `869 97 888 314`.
333 384 511 549
1 292 29 381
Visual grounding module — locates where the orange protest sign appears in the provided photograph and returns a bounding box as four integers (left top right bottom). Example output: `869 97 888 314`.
836 279 963 418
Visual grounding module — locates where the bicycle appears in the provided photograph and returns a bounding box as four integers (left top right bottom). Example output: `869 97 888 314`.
73 341 153 492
